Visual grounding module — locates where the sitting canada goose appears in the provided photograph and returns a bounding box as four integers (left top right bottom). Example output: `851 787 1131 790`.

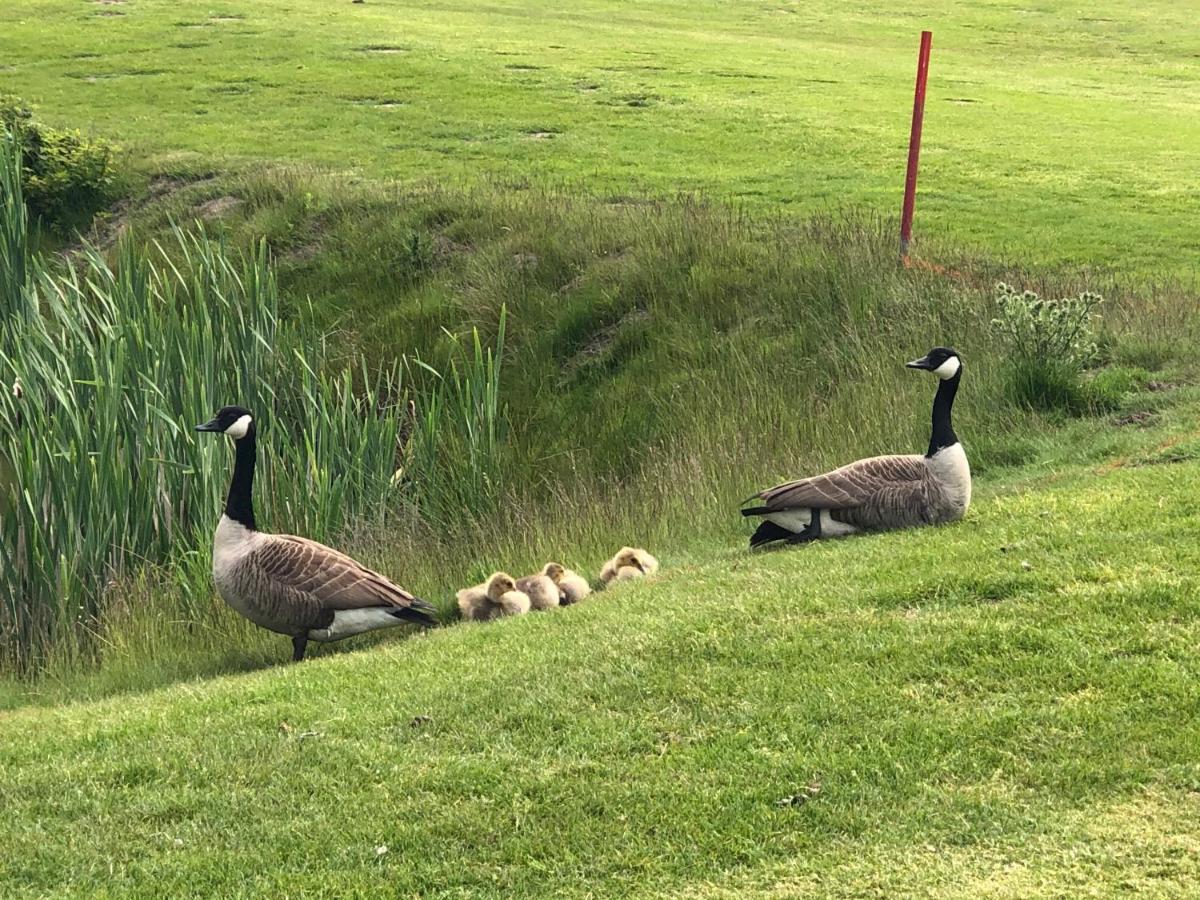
599 547 659 585
195 405 437 661
741 347 971 548
457 572 532 621
516 571 562 611
542 562 591 604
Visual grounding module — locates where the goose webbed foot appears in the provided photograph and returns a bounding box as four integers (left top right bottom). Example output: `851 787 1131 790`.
787 511 823 544
292 634 308 662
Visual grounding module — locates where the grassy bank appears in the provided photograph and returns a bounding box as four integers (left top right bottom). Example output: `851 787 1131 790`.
2 0 1198 270
4 402 1200 893
3 159 1197 706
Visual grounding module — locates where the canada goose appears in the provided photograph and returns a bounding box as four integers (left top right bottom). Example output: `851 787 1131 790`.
542 562 591 604
599 547 659 585
195 405 437 661
457 572 532 621
516 572 562 611
741 347 971 548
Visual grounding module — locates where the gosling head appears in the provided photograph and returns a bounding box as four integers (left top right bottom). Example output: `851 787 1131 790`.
614 547 646 573
11 379 22 400
486 572 517 600
906 347 961 381
542 562 566 583
194 405 255 440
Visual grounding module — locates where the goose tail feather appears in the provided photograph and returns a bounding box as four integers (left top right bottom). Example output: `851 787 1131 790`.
390 601 438 628
749 520 796 549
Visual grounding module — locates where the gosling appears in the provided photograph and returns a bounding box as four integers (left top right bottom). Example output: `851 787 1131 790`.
542 562 591 604
457 572 531 621
516 571 562 611
599 547 659 585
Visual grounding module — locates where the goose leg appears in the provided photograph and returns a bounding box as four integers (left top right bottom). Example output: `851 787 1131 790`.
292 634 308 662
787 509 823 544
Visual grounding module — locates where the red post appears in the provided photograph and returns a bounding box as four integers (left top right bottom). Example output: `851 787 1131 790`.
900 30 932 261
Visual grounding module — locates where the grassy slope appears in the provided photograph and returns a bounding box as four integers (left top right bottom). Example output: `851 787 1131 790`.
1 0 1198 271
4 394 1200 895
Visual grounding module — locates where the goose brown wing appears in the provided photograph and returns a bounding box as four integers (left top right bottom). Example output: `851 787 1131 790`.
755 454 927 510
249 534 430 612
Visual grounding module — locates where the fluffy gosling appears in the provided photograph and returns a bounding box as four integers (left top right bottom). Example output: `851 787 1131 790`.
542 562 591 605
516 572 562 611
599 547 659 585
456 571 532 620
456 581 493 622
487 571 531 617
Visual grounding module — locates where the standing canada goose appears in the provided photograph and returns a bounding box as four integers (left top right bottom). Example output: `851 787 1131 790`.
542 562 591 604
195 405 437 661
741 347 971 548
516 571 562 611
457 572 532 621
599 547 659 585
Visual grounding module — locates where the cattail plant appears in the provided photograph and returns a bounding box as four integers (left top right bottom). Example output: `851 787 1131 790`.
0 134 506 672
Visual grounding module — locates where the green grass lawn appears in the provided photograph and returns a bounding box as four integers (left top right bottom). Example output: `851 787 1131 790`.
2 0 1198 271
4 2 1200 894
4 396 1200 895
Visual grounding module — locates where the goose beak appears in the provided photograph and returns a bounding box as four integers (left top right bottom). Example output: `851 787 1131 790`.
194 418 222 432
906 355 933 370
634 560 646 573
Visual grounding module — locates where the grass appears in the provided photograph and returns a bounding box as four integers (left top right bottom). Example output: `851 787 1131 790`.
4 399 1200 894
3 1 1200 892
1 0 1199 272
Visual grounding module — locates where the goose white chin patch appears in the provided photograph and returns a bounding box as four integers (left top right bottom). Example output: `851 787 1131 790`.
224 414 253 439
933 357 961 380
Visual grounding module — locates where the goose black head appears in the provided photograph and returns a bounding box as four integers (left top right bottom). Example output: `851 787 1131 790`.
194 405 255 440
906 347 962 380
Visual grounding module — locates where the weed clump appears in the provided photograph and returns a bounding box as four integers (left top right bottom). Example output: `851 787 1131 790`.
991 282 1103 412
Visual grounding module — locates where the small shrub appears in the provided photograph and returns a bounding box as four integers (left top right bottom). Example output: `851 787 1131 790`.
0 94 117 234
992 282 1103 411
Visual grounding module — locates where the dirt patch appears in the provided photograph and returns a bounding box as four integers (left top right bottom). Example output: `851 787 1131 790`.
576 309 649 360
1113 411 1156 428
196 196 243 219
357 45 408 54
346 96 405 108
282 242 321 264
432 235 471 261
1148 380 1179 392
524 131 558 140
209 15 245 22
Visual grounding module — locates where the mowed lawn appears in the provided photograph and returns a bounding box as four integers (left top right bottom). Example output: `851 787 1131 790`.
4 403 1200 895
1 0 1198 271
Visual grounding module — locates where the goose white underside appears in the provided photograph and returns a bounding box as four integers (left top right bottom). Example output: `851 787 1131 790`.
765 508 860 537
309 608 406 642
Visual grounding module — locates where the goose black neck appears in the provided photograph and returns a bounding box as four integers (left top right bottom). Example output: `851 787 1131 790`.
927 371 960 457
225 431 257 530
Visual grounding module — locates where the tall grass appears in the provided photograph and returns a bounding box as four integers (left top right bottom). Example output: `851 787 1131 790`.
0 137 505 673
405 311 508 527
7 154 1197 699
